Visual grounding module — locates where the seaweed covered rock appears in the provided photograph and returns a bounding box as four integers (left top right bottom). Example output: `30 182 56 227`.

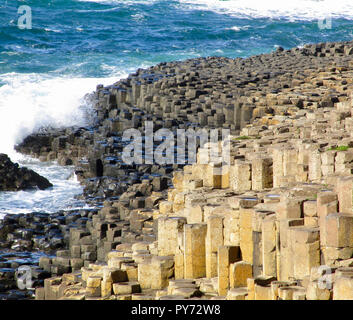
0 154 52 191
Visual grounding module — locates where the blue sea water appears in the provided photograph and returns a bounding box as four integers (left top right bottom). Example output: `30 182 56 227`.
0 0 353 214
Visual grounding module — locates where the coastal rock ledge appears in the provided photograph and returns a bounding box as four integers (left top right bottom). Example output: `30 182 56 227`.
0 154 52 191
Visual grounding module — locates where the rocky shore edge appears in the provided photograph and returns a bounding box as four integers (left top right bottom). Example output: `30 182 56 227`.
2 40 353 300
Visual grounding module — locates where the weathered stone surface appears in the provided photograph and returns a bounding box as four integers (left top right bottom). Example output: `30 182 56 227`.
0 154 52 191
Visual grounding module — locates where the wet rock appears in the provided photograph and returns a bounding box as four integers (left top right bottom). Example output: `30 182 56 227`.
0 154 52 191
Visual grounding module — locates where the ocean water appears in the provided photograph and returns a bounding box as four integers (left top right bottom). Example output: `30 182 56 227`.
0 0 353 215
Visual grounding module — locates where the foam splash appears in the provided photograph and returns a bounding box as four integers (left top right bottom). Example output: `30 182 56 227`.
179 0 353 20
225 25 250 31
0 157 90 215
76 0 160 5
0 73 123 158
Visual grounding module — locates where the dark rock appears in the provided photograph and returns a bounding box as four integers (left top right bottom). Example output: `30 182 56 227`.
0 154 52 191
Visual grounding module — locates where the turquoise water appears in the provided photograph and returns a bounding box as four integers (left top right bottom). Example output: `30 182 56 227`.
1 0 353 78
0 0 353 213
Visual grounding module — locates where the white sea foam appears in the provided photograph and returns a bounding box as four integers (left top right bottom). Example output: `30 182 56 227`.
0 157 91 215
76 0 160 5
0 72 126 158
179 0 353 20
225 25 250 31
0 71 129 215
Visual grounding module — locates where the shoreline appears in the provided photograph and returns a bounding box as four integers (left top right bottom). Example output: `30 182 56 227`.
2 39 353 300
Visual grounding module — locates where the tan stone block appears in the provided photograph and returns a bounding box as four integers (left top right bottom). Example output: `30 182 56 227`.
187 179 203 190
254 284 271 300
252 210 273 233
221 165 230 189
172 171 184 191
335 150 353 164
278 286 294 300
184 194 206 208
101 279 112 298
174 226 185 280
229 261 252 288
292 240 320 279
229 161 252 192
296 144 307 164
187 205 204 224
168 189 177 202
270 281 293 300
308 150 322 181
151 256 174 289
335 267 353 277
204 164 222 189
121 264 138 281
174 251 184 279
158 216 187 256
251 157 273 191
112 282 140 295
303 200 317 217
262 214 277 277
322 246 353 266
276 194 302 219
239 207 254 264
192 164 208 181
86 276 102 288
108 257 134 269
247 278 255 300
138 256 174 290
304 216 319 227
325 213 353 248
317 191 337 207
283 149 298 175
290 226 320 244
295 164 308 183
333 275 353 300
306 281 331 300
337 176 353 214
101 267 128 283
223 210 240 246
217 246 241 295
85 286 101 298
131 242 150 252
137 262 152 289
335 163 351 174
318 200 338 246
239 234 253 264
292 287 306 300
272 147 284 188
278 218 304 249
321 151 336 165
278 247 292 281
317 191 338 246
159 201 173 215
206 215 224 278
322 165 334 176
226 287 248 300
337 258 353 267
240 207 254 228
227 196 242 209
173 192 187 212
184 223 207 279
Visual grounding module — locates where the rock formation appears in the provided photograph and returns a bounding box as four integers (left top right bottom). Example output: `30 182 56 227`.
0 154 52 191
6 40 353 300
